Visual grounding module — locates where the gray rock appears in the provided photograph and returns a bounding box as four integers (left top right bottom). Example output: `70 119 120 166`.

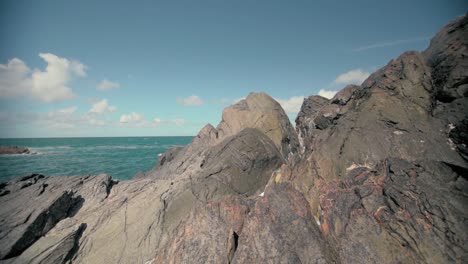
215 92 299 159
331 84 360 105
0 175 81 259
286 13 468 263
423 14 468 102
232 182 338 264
0 146 32 155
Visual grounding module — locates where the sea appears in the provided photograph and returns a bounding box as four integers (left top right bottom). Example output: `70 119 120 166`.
0 137 193 182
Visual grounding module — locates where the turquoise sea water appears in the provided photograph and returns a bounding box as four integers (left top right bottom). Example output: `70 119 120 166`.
0 137 193 182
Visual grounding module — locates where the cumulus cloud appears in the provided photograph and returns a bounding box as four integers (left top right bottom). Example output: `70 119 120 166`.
86 117 107 126
0 106 84 130
116 114 186 128
275 96 305 114
0 53 86 102
153 117 185 126
0 58 31 98
177 95 204 106
88 99 117 114
57 106 78 114
171 119 185 126
318 89 338 99
333 69 370 85
37 106 109 128
353 37 429 52
120 112 143 123
211 98 231 105
97 79 120 91
233 97 245 103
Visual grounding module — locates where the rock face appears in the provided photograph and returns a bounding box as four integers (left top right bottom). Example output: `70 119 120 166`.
0 15 467 264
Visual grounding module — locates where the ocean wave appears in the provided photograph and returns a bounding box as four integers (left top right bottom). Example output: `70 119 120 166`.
29 146 72 150
0 151 43 157
29 145 159 151
87 145 158 150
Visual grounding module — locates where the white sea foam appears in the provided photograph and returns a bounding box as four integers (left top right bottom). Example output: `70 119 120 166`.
27 146 72 150
0 152 42 157
85 145 158 150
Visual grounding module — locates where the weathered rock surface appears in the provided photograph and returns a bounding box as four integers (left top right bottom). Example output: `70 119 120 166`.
287 14 468 263
215 93 300 158
0 146 32 155
0 15 467 264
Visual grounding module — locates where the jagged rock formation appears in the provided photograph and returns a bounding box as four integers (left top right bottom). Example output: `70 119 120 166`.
0 15 467 264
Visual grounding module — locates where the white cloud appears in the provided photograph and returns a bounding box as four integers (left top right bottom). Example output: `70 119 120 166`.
120 112 143 123
333 69 370 86
211 98 231 105
233 97 245 103
318 89 338 99
57 106 78 114
0 53 86 102
177 95 204 106
118 114 185 128
153 117 185 126
353 37 429 52
88 99 117 114
34 106 109 128
275 96 305 114
172 119 185 126
97 79 120 91
86 117 107 126
12 107 83 129
0 108 187 136
0 58 31 98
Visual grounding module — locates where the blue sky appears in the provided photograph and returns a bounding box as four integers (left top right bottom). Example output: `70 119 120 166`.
0 0 465 137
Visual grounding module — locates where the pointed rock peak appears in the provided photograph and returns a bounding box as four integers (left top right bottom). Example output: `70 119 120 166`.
331 85 360 105
424 14 467 64
423 14 467 101
244 92 281 108
199 123 216 134
296 96 329 122
192 123 218 145
357 51 433 112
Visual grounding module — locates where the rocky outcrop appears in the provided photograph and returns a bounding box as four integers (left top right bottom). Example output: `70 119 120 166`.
0 14 467 264
0 146 32 155
287 14 468 263
0 174 113 262
423 15 468 104
144 92 296 181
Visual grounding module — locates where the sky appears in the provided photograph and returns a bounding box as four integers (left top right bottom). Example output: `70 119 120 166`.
0 0 465 137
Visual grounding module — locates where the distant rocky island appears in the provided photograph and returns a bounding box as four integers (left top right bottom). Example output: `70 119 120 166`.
0 15 466 263
0 146 33 155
